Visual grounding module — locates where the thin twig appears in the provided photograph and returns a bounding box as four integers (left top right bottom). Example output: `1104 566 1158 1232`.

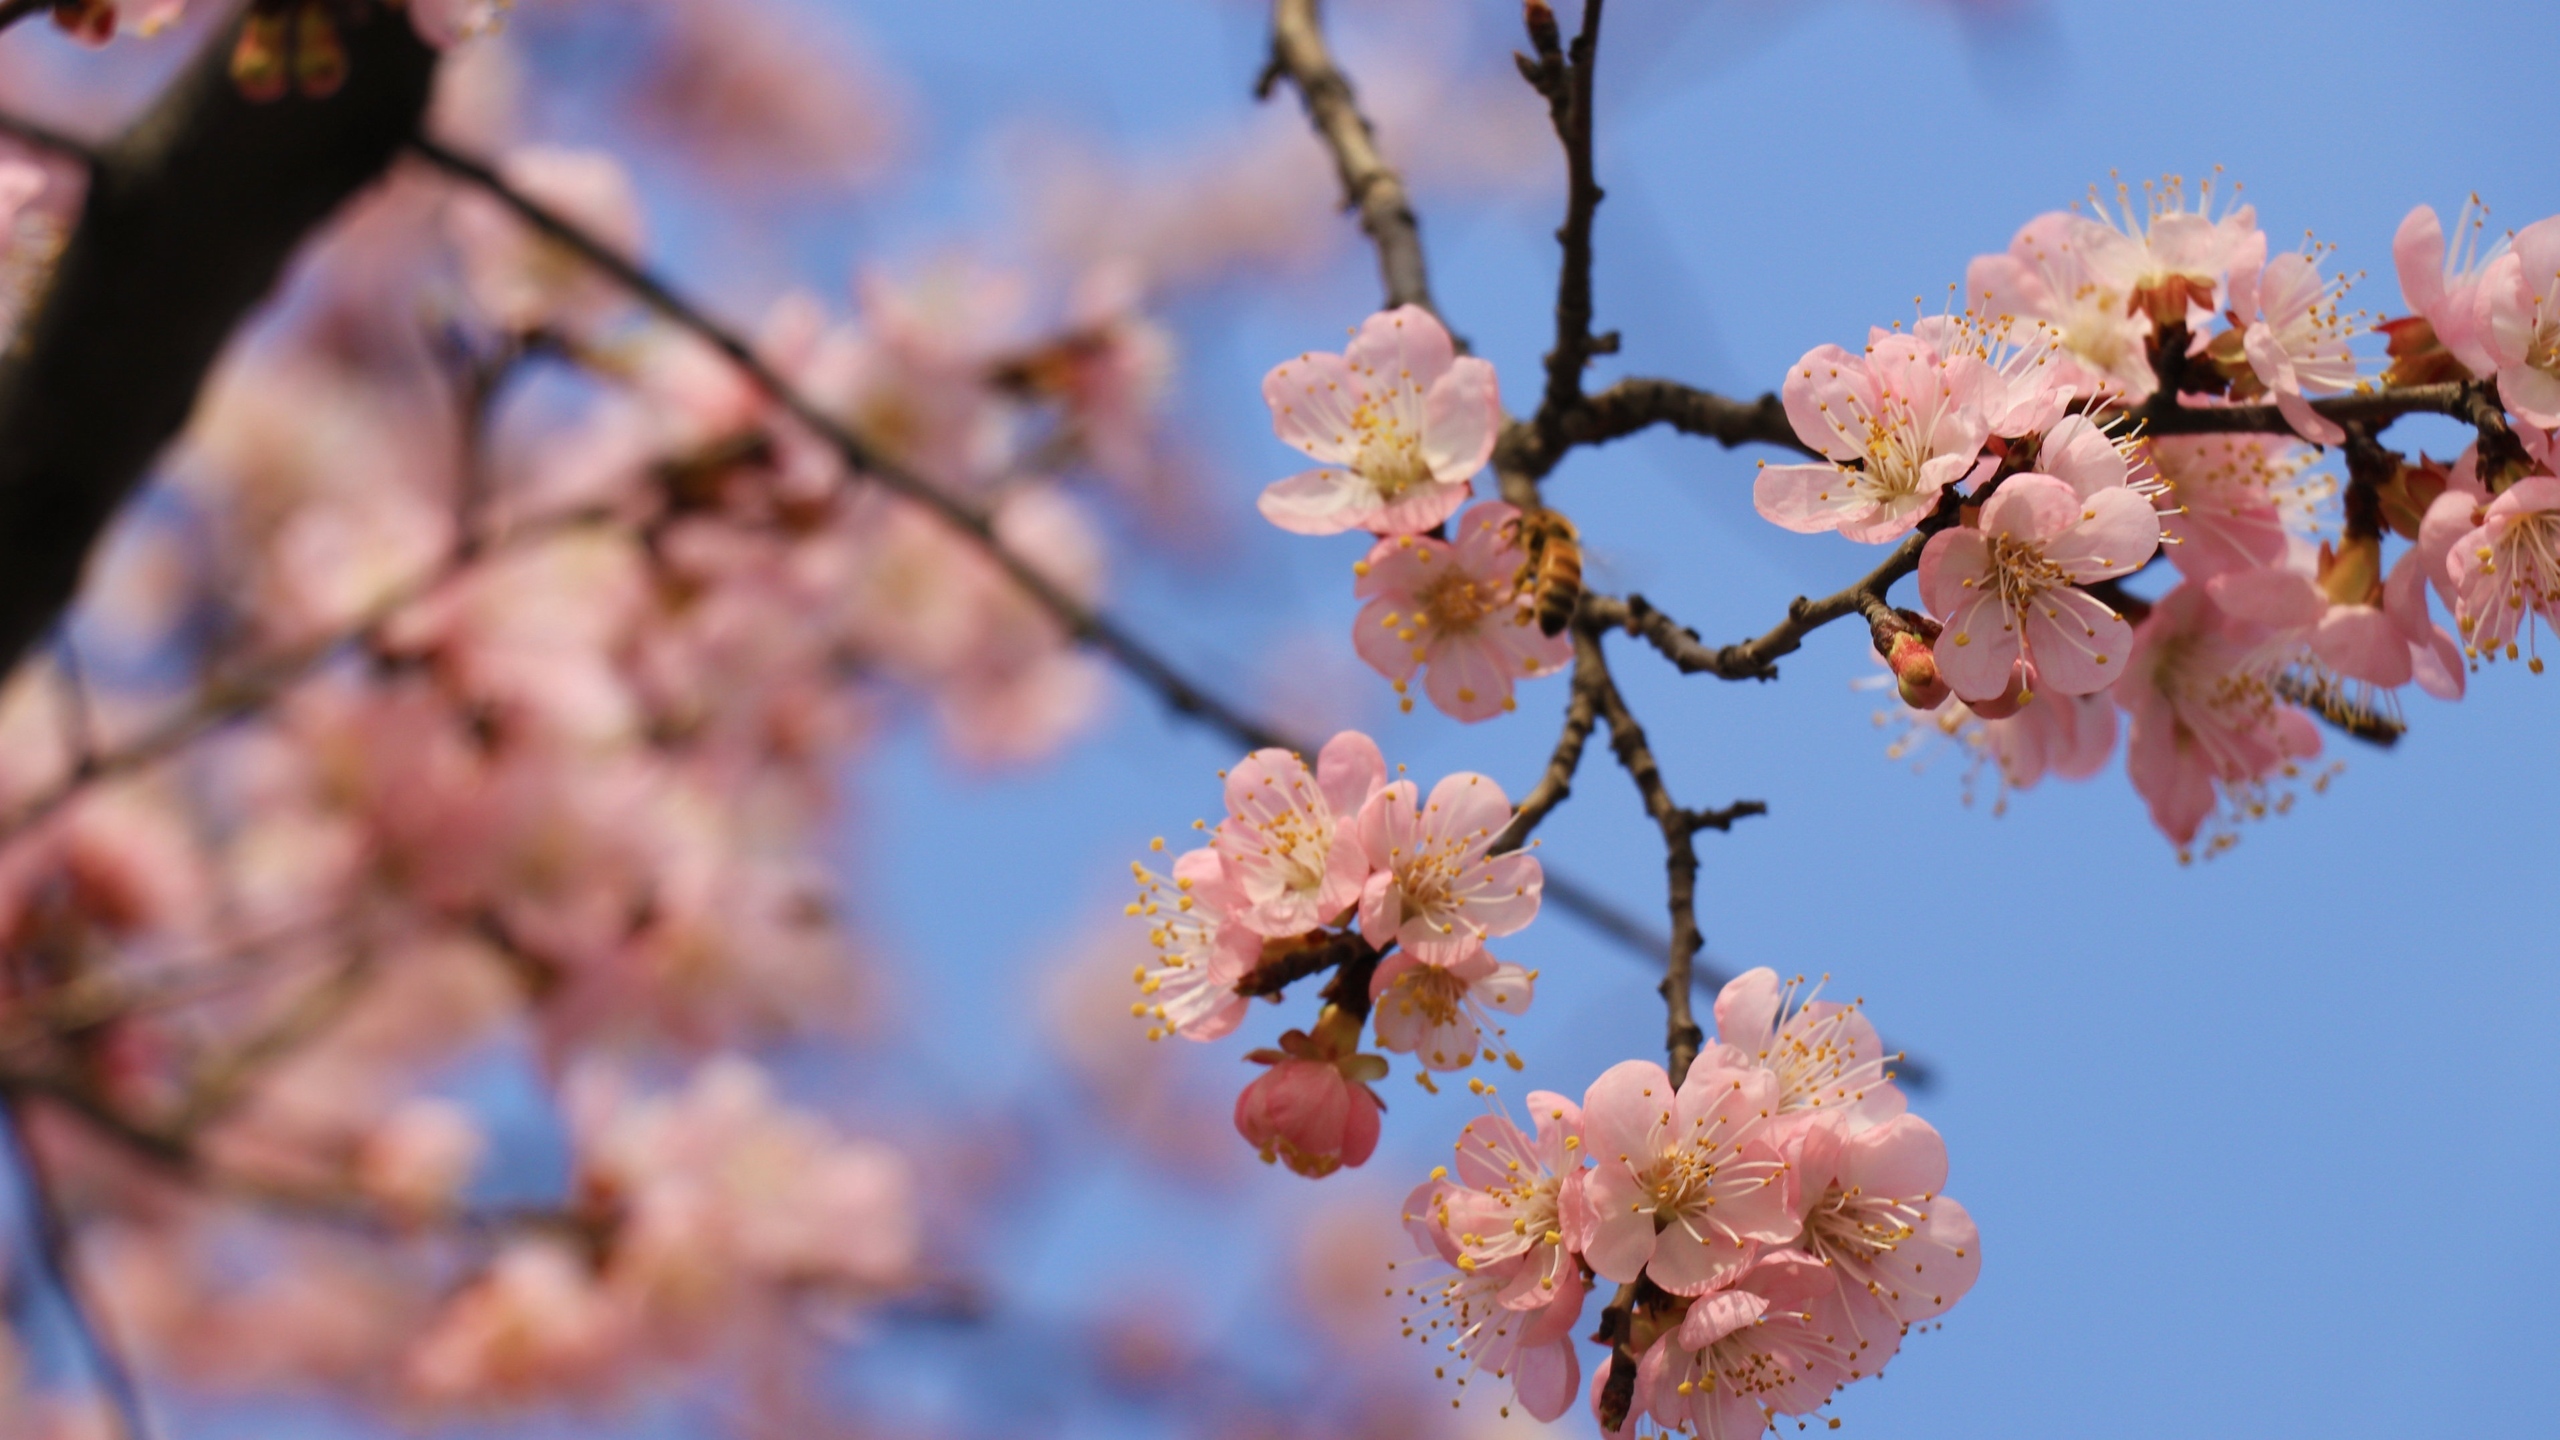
403 133 1688 979
1584 529 1926 683
410 134 1293 756
3 1098 154 1440
1581 626 1710 1086
1521 0 1610 439
1259 0 1441 319
172 946 378 1134
1492 628 1603 854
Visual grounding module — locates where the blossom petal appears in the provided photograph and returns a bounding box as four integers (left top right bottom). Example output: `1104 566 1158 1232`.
2044 485 2163 582
1344 304 1456 395
2310 605 2413 689
1421 357 1501 482
2022 585 2133 695
1262 350 1363 464
1980 473 2079 544
1753 462 1864 534
1258 468 1377 535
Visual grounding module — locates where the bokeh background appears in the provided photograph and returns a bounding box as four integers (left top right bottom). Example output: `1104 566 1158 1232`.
8 2 2556 1437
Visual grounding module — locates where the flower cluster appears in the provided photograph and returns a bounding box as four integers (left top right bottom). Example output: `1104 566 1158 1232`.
1130 729 1543 1176
0 98 1180 1422
1256 307 1572 720
405 1060 918 1402
1768 178 2560 857
1392 970 1977 1431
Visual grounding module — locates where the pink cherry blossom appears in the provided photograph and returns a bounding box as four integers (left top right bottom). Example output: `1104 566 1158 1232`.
1351 502 1570 721
1368 944 1534 1072
1784 1112 1980 1374
1234 1006 1388 1178
1354 772 1542 965
1966 212 2156 400
2391 201 2505 380
1571 1058 1798 1295
2483 216 2560 428
2444 475 2560 666
2147 433 2327 581
2081 174 2261 325
1395 1093 1591 1420
1914 312 2081 440
1707 968 1906 1134
1754 333 1990 543
1979 680 2119 790
353 1097 486 1219
2118 582 2324 849
1127 844 1262 1042
575 1059 920 1303
1918 472 2160 701
2381 543 2467 700
2236 250 2360 446
1632 1250 1855 1440
2245 543 2467 701
1258 305 1498 537
1210 730 1387 937
407 1240 630 1404
1403 1091 1588 1306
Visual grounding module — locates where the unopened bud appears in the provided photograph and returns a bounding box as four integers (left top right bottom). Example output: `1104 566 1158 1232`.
1884 632 1951 710
231 12 291 102
293 3 348 99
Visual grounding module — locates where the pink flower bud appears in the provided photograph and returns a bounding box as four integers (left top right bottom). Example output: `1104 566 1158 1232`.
1235 1004 1386 1178
1883 630 1951 710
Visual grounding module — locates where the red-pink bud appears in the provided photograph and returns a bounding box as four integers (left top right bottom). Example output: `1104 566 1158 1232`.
1236 1003 1387 1178
1235 1057 1382 1178
1883 631 1951 710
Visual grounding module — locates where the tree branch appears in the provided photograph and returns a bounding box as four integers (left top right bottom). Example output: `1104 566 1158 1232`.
2135 381 2473 437
1583 529 1925 682
4 1098 154 1440
403 135 1702 987
0 9 439 677
1580 622 1740 1088
1258 0 1440 319
412 137 1299 759
0 0 50 39
1519 0 1609 437
1492 627 1604 854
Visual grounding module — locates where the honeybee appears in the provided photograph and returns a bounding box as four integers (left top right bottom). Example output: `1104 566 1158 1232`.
1503 507 1584 637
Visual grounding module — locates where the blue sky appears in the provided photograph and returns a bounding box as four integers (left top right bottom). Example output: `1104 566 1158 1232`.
813 3 2560 1439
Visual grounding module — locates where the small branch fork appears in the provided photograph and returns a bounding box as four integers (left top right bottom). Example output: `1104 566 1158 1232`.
1582 529 1928 683
1577 626 1762 1088
1519 0 1609 444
